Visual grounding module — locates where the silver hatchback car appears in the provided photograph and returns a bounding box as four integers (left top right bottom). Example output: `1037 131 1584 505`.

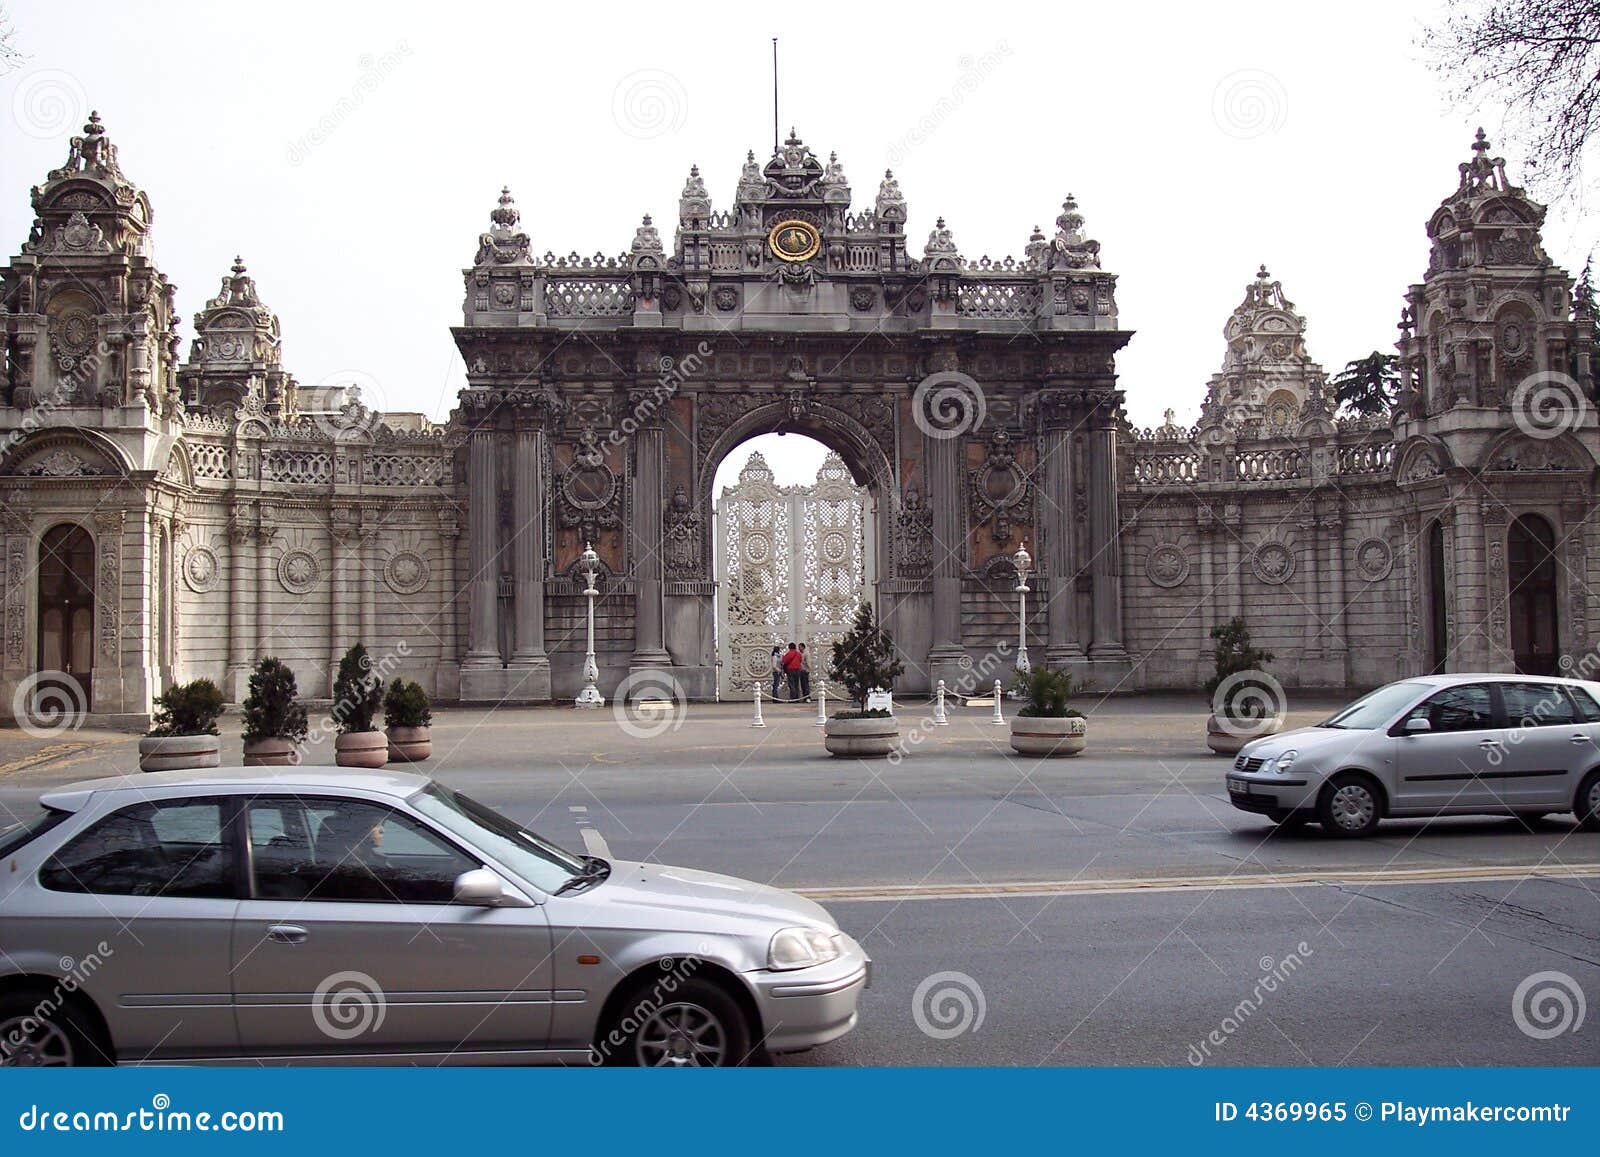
0 768 869 1066
1226 674 1600 837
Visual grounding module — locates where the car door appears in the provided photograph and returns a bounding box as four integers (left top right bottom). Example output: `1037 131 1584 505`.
34 795 240 1060
231 795 555 1058
1495 683 1595 808
1391 682 1503 810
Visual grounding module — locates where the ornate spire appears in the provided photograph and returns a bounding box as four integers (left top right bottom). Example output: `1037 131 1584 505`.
1050 193 1101 269
631 213 664 258
924 216 959 258
679 163 711 224
490 186 520 229
1453 127 1513 197
875 168 906 223
473 185 531 266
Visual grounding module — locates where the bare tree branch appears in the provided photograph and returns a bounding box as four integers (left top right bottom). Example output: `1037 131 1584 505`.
1425 0 1600 198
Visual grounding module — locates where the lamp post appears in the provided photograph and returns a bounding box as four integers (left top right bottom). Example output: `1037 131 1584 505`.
575 542 604 709
1012 539 1032 677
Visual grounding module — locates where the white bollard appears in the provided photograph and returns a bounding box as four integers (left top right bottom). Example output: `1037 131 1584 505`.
933 679 949 725
815 680 827 727
991 679 1005 725
751 681 765 728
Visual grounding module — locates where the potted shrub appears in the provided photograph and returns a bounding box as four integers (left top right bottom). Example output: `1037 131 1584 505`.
138 679 225 772
1009 667 1090 757
241 657 308 766
823 602 905 758
384 678 433 762
1203 617 1283 755
332 644 388 768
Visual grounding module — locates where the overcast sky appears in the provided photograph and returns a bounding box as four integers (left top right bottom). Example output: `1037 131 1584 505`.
3 0 1593 489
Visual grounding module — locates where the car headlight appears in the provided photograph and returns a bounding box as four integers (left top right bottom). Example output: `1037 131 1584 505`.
768 926 843 970
1262 749 1298 775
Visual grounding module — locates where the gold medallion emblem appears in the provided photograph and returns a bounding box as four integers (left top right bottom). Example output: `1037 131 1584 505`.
768 219 821 263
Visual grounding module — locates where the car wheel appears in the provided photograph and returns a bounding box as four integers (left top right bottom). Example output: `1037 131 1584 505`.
1576 770 1600 833
0 992 110 1067
603 977 751 1067
1317 773 1383 838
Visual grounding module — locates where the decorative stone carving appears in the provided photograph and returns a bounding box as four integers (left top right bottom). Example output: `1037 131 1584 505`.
663 485 703 579
277 547 320 594
968 427 1033 544
183 544 221 593
1354 537 1394 582
384 550 430 595
20 448 103 477
1250 541 1296 585
1145 542 1190 588
893 486 933 578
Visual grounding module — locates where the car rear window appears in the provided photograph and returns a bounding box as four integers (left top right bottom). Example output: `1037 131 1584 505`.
1568 686 1600 723
0 807 69 859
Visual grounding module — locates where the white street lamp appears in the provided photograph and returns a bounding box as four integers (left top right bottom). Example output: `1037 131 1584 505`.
1013 539 1032 676
575 542 605 708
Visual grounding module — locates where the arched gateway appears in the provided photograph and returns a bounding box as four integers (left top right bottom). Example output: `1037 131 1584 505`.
451 133 1132 702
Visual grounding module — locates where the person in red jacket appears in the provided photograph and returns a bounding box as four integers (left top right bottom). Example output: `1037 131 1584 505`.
781 642 804 701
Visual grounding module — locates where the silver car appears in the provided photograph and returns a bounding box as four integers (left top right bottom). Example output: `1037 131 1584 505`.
1226 674 1600 837
0 768 869 1066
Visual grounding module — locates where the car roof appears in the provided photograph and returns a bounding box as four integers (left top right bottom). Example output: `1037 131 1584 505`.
40 766 435 813
1400 672 1599 689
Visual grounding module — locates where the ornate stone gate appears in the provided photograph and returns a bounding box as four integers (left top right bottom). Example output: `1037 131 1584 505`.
715 452 871 698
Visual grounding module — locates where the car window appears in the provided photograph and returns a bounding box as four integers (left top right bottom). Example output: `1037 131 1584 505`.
0 807 69 859
1567 686 1600 723
39 798 234 899
1500 683 1581 727
1321 681 1429 729
1405 684 1495 733
248 797 477 904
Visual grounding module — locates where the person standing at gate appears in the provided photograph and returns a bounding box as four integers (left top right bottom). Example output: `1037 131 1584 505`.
770 645 785 701
797 643 811 701
782 642 804 702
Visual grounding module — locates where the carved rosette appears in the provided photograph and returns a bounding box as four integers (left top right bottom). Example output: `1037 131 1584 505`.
1250 541 1296 586
385 550 430 595
1145 542 1190 588
1354 537 1394 583
277 548 320 594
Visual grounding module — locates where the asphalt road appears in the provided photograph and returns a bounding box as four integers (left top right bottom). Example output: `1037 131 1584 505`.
3 698 1597 1066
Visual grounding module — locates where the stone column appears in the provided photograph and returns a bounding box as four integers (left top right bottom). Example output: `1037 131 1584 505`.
225 506 255 702
1298 515 1321 662
1086 420 1126 657
630 420 671 671
327 508 351 696
463 428 501 670
1040 415 1084 664
361 520 377 648
1324 512 1348 670
925 430 966 685
255 518 276 658
509 427 552 697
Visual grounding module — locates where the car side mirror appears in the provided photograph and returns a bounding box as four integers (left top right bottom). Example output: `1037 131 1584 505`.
454 868 508 906
1403 716 1432 734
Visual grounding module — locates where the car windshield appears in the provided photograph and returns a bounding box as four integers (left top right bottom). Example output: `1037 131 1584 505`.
409 783 590 895
1319 681 1429 729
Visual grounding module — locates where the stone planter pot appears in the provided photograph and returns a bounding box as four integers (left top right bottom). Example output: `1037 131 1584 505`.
336 730 390 769
823 715 900 758
242 737 300 766
386 725 432 763
138 734 222 773
1009 714 1087 757
1205 712 1284 755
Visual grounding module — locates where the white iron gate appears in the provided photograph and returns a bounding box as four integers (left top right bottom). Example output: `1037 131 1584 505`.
716 451 871 698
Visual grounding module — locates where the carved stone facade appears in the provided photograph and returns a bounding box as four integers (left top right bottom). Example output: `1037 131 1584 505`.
0 120 1595 716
